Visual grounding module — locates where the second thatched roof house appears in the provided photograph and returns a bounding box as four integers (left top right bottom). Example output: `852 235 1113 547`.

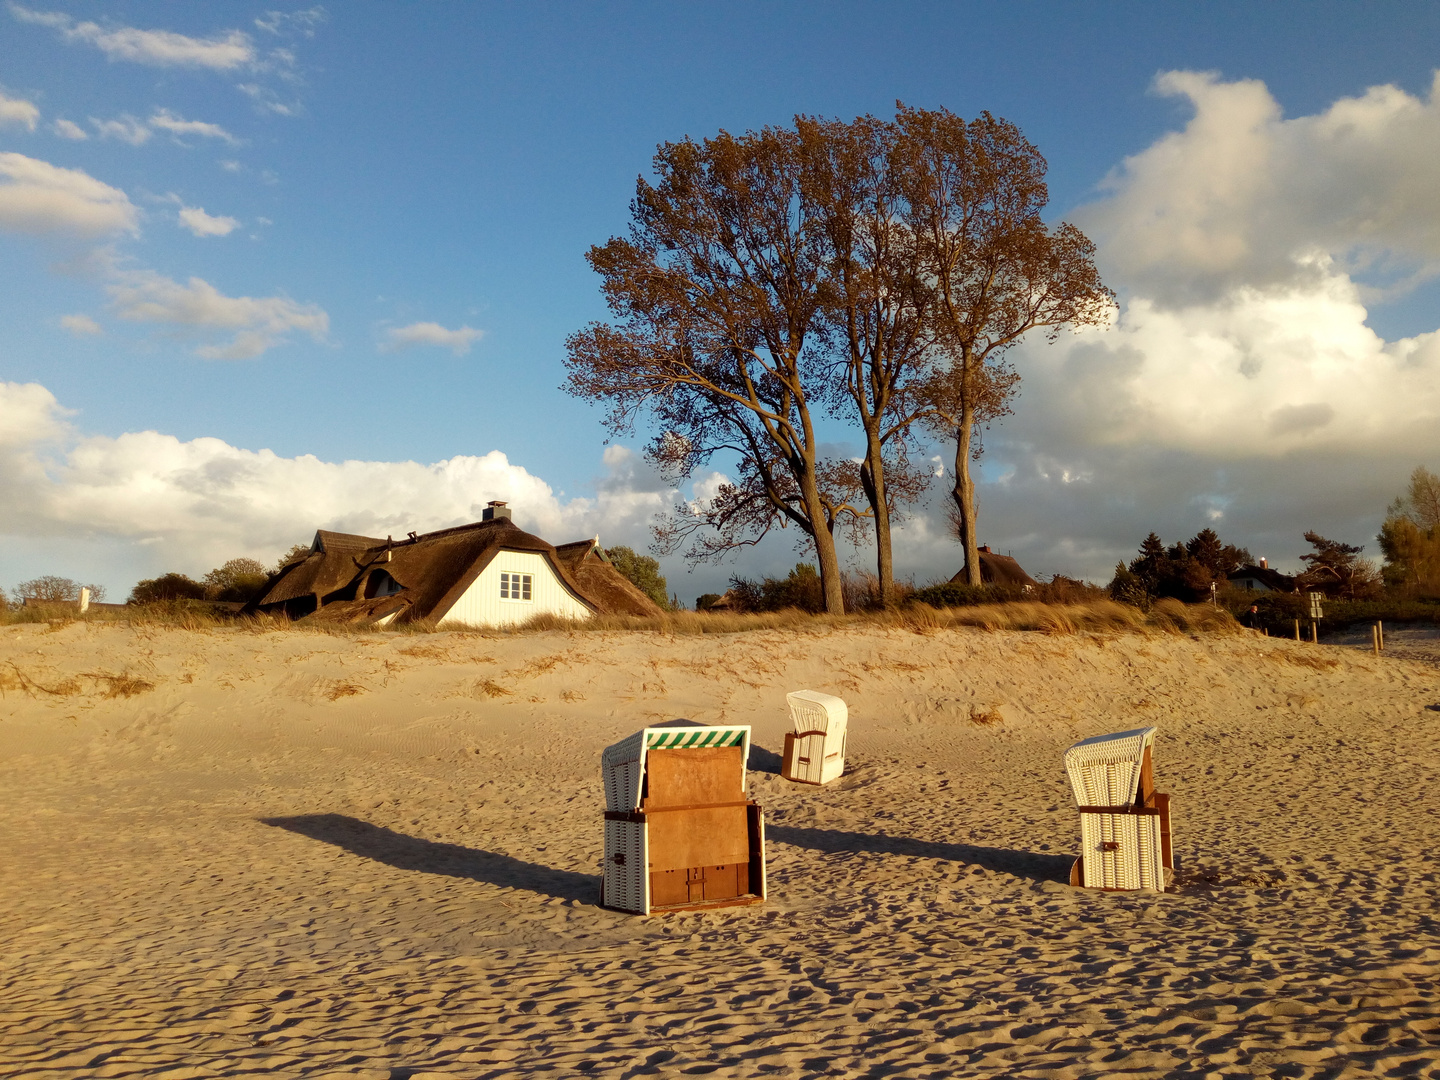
949 546 1038 589
249 502 663 627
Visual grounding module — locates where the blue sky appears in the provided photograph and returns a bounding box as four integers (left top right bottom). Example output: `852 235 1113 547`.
4 2 1440 601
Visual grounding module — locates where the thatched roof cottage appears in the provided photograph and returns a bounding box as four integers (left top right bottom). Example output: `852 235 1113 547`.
948 546 1038 589
250 502 662 627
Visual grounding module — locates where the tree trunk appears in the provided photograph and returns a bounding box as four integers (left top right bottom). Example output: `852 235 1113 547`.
860 431 893 606
799 467 847 614
951 397 981 586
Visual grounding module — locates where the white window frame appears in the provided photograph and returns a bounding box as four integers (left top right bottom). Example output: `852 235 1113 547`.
499 571 533 602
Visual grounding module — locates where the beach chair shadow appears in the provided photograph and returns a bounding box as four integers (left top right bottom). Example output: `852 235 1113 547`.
747 743 783 775
260 814 598 902
766 824 1074 884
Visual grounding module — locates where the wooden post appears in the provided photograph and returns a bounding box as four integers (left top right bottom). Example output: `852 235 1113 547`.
1311 620 1318 643
1378 620 1384 650
1373 624 1380 656
1294 619 1300 641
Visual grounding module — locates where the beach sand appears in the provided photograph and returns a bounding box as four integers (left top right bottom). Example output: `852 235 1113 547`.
1 619 1438 1078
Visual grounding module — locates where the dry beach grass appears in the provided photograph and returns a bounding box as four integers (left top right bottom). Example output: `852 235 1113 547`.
1 615 1438 1078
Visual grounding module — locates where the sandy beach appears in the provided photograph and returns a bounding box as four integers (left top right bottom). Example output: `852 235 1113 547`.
1 619 1438 1078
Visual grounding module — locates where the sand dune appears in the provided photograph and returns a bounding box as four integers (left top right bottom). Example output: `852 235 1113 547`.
1 620 1438 1078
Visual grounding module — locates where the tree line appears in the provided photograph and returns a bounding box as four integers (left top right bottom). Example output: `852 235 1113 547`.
565 104 1113 614
1106 466 1440 610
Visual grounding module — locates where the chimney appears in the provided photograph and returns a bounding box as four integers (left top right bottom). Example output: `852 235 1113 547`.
482 500 512 523
1260 557 1268 570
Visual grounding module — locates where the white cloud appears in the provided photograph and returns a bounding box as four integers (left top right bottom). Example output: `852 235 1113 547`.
236 82 297 117
255 7 326 37
380 321 484 355
219 159 241 172
60 313 102 336
915 70 1440 582
0 88 39 131
0 151 138 236
106 270 328 359
0 380 671 582
177 205 239 237
51 117 86 140
10 5 256 70
148 109 239 144
90 114 151 145
0 381 70 449
1078 69 1440 305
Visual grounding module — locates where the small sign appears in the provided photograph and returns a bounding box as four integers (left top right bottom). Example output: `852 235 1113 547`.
1309 592 1324 619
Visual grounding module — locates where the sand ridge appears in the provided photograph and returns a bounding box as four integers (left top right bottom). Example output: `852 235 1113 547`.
1 621 1438 1078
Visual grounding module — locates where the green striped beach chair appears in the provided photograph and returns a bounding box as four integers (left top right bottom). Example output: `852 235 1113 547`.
601 722 767 915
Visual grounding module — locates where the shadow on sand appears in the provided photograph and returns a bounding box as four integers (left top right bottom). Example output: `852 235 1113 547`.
261 814 599 902
766 824 1074 884
747 743 784 775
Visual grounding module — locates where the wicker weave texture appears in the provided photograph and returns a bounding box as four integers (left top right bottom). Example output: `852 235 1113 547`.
602 818 649 914
784 691 848 785
1079 811 1166 891
1063 726 1156 807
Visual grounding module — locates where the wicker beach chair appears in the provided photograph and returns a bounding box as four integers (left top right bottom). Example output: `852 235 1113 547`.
1063 726 1174 892
600 721 767 915
781 690 848 785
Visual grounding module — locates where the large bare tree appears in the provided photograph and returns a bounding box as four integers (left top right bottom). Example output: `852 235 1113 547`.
799 113 937 605
563 128 851 613
895 106 1114 585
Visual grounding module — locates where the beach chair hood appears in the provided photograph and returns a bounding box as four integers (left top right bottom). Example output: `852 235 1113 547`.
602 722 752 812
1063 726 1157 808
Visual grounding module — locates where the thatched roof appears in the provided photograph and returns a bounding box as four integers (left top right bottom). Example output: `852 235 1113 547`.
251 517 599 624
1228 564 1296 592
554 540 666 617
949 546 1038 587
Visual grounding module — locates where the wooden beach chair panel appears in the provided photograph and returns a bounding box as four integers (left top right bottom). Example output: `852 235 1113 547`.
645 805 751 873
642 747 745 808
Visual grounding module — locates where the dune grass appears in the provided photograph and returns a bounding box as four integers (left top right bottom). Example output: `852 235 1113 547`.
512 596 1240 637
2 596 1240 639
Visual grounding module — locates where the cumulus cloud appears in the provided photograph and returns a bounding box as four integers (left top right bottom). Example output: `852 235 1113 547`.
59 313 102 336
918 70 1440 582
177 205 239 237
51 117 86 140
1078 69 1440 306
90 114 151 145
380 321 484 356
0 87 38 130
0 151 138 236
10 4 256 70
148 109 240 144
0 380 671 581
105 270 327 359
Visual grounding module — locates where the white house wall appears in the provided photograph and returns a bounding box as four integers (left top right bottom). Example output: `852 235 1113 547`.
437 550 592 628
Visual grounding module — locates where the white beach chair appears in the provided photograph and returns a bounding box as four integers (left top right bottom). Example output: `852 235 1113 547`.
1063 726 1173 892
781 690 848 785
600 722 766 915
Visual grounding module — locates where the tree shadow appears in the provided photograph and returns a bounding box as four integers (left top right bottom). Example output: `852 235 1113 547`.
261 814 599 902
766 824 1074 884
747 743 783 775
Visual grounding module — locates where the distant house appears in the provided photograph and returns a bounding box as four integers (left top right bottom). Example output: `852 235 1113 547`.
250 502 663 628
1227 561 1297 593
949 546 1038 589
